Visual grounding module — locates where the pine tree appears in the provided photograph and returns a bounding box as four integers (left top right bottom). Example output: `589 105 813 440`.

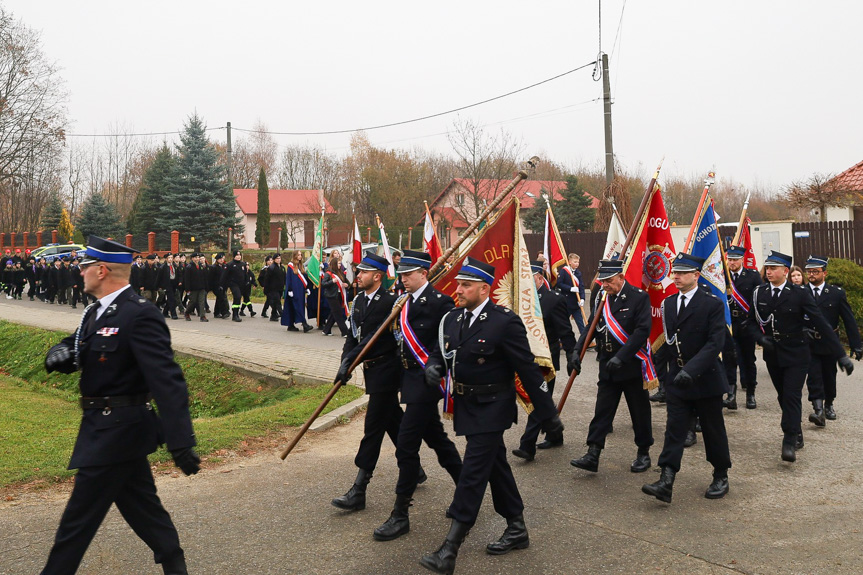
77 193 126 239
40 192 64 232
157 114 242 246
555 175 596 232
128 144 176 235
58 209 75 242
255 167 271 247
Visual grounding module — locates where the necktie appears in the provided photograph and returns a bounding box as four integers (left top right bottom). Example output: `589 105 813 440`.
460 310 473 339
679 295 687 312
83 301 102 337
357 294 367 316
733 272 739 282
813 287 820 299
772 287 781 301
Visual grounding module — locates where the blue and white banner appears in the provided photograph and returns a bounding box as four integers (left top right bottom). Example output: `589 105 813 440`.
689 200 732 328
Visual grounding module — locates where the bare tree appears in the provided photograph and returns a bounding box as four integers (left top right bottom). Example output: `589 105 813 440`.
781 172 857 222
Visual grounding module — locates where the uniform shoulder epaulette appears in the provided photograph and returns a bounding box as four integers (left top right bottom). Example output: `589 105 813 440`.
489 303 511 314
636 288 644 293
836 286 844 291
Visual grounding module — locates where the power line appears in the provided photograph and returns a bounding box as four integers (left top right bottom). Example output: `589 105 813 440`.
64 127 224 138
233 61 598 136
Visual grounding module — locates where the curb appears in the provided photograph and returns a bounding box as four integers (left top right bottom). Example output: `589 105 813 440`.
310 394 369 432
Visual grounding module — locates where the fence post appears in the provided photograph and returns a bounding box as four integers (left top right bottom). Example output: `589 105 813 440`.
37 231 43 247
0 233 5 251
23 232 29 250
126 234 133 248
278 227 282 250
171 231 179 253
148 232 156 254
408 227 413 249
10 232 15 250
51 230 58 244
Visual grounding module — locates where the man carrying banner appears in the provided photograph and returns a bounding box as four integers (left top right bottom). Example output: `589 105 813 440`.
419 257 563 575
726 245 763 409
372 250 462 542
512 262 577 461
747 251 854 462
570 259 654 475
643 253 731 504
802 256 861 425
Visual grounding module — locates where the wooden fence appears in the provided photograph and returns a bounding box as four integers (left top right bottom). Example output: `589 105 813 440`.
522 231 607 282
792 221 863 266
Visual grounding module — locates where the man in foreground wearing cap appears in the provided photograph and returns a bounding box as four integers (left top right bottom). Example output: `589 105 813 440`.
570 259 654 476
332 253 410 512
725 245 763 409
41 236 199 575
419 257 563 575
803 255 861 425
643 254 731 503
511 261 577 461
747 251 853 462
372 250 462 541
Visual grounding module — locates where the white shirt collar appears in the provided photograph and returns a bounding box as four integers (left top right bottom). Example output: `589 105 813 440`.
770 281 787 292
364 286 380 301
96 284 130 319
679 285 699 299
411 281 430 301
465 297 490 326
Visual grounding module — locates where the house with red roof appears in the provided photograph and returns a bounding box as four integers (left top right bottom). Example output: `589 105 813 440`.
425 178 600 247
234 189 335 249
825 160 863 221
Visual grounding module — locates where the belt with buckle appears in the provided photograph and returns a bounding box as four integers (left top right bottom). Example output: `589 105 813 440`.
731 310 741 317
80 393 152 410
363 356 389 368
453 381 511 396
401 356 420 370
773 332 804 341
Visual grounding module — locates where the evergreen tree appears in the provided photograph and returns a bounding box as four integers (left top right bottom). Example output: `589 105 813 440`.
279 221 290 251
40 192 64 232
555 175 596 232
128 144 176 235
157 114 241 246
255 167 271 247
77 193 126 239
58 208 75 242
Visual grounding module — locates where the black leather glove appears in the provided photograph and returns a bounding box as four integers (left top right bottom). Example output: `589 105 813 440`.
854 348 862 361
606 356 622 372
839 355 855 375
673 369 693 387
425 363 444 388
45 344 72 373
758 335 776 354
567 352 581 376
170 447 201 476
334 358 352 385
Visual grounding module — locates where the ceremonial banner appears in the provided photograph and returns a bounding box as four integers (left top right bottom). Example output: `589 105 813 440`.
423 204 443 264
603 210 627 260
376 218 396 290
623 183 678 346
739 217 758 270
351 215 362 265
305 209 325 287
689 199 732 327
434 197 553 414
543 207 567 284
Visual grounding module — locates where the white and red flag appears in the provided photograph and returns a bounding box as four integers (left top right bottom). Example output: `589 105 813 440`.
423 203 443 264
543 206 567 285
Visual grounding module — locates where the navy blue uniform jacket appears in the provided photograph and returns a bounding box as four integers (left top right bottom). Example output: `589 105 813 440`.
397 285 455 403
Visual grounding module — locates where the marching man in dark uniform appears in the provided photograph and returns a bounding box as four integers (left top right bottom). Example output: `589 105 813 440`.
570 259 654 475
512 261 577 461
725 245 762 409
419 257 563 575
372 250 462 542
642 254 731 503
221 250 246 322
41 236 199 575
803 255 862 425
331 253 416 511
746 251 854 462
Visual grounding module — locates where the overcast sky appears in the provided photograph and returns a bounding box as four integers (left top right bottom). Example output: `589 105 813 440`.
7 0 863 190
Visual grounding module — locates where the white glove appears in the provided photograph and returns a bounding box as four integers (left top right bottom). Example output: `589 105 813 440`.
570 287 577 293
305 289 310 296
579 300 584 307
288 291 294 298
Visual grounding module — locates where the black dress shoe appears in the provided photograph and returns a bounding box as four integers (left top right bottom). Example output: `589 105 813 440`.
808 400 826 427
746 392 757 409
694 418 702 433
649 388 666 403
795 432 804 450
287 325 299 332
705 477 729 499
511 448 535 462
642 467 675 503
630 452 651 473
825 403 837 420
684 430 697 448
536 438 563 450
417 467 428 485
781 442 796 462
571 445 601 472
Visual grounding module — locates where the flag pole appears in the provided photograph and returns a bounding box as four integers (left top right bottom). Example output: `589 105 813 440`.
682 171 716 253
557 157 665 414
280 156 540 459
731 192 752 246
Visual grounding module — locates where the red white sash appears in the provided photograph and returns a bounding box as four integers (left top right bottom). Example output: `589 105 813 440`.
288 262 307 288
400 296 453 414
327 270 349 315
729 282 750 313
602 296 658 384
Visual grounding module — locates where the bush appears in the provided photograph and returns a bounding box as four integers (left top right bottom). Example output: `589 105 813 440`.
823 258 863 340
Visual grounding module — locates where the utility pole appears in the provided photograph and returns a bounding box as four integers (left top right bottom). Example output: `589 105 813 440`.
226 121 233 185
602 54 614 188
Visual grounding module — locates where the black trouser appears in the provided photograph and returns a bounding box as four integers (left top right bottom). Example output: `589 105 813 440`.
162 287 177 317
266 291 283 317
213 288 229 317
657 394 731 475
585 373 653 450
806 353 838 402
727 331 758 391
71 287 83 307
518 347 562 453
764 350 808 435
323 295 349 335
185 289 207 317
228 284 242 313
241 285 252 310
449 430 523 526
41 458 185 575
27 280 37 298
355 389 403 472
395 400 462 496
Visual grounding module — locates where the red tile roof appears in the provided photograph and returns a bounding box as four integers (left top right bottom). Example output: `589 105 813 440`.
428 178 600 211
832 160 863 192
234 189 336 215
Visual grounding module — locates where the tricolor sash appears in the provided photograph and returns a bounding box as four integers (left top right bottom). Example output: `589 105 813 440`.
401 297 453 414
729 282 750 313
288 262 308 288
327 270 349 316
602 296 659 386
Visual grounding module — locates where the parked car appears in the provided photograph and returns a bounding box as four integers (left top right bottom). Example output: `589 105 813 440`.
30 243 86 262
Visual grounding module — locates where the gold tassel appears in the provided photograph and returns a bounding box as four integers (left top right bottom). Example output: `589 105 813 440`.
442 411 453 420
643 377 659 391
516 394 535 415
